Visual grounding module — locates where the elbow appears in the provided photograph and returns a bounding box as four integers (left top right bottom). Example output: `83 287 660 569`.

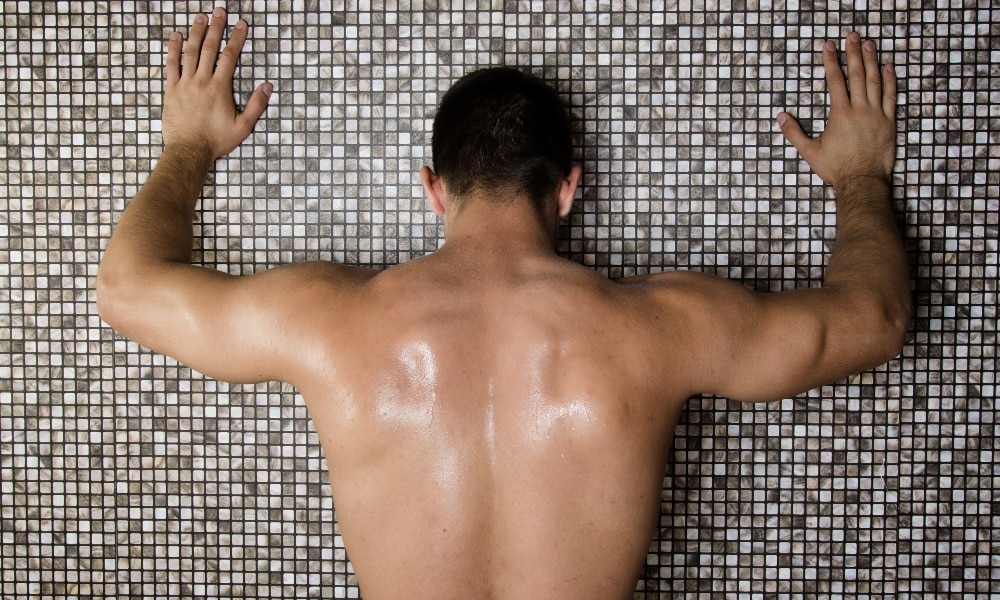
829 286 910 373
884 296 912 360
866 292 912 365
95 265 116 326
95 261 128 331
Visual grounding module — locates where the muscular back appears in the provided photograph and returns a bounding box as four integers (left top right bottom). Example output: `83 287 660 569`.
98 21 908 598
295 253 688 599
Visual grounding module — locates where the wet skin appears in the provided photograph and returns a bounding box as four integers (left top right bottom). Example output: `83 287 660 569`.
97 10 910 600
305 251 684 598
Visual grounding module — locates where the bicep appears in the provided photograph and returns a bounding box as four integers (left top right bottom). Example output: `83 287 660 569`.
695 285 837 402
637 271 876 403
99 262 369 385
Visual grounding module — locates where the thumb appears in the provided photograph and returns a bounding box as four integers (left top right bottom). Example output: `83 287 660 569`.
776 111 816 160
238 81 272 132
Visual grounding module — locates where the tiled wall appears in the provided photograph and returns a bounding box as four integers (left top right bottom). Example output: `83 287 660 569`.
2 1 996 598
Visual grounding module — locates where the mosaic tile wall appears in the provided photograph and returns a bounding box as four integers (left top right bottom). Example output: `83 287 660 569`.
1 1 997 598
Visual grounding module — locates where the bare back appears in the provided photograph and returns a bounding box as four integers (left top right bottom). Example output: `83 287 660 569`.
99 21 908 599
295 254 687 599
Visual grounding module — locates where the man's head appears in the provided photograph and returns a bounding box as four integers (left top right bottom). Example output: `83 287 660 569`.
427 67 575 214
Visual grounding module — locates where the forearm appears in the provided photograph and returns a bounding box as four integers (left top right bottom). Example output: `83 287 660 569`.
96 142 217 329
100 4 269 288
103 143 214 267
826 177 906 287
824 176 911 349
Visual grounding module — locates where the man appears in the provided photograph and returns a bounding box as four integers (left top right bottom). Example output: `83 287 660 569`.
97 7 910 599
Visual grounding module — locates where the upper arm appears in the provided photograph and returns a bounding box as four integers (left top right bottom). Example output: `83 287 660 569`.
621 270 904 403
97 260 375 386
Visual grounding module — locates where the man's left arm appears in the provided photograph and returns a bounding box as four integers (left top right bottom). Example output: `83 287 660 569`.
97 9 365 385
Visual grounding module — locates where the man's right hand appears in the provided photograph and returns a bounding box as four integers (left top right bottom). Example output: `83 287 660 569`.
777 32 897 189
163 7 271 160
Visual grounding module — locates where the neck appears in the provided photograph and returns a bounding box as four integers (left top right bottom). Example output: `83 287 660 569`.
438 196 559 260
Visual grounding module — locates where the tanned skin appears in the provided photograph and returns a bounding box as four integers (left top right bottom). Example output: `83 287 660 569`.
97 9 910 599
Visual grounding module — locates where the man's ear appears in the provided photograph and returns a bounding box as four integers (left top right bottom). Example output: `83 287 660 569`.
556 165 582 217
420 166 447 216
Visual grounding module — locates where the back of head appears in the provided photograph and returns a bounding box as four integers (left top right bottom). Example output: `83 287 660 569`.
431 67 573 211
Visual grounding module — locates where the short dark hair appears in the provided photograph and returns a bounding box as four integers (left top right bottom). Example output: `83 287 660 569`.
431 67 573 211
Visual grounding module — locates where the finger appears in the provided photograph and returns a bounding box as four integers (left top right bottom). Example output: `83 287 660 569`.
882 63 898 119
216 19 248 77
198 7 228 78
862 39 882 107
822 40 848 107
166 31 182 86
844 32 866 103
776 111 817 161
183 13 208 78
236 82 273 137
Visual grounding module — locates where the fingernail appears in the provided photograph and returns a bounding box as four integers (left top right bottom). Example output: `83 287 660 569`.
863 40 875 51
194 13 207 23
848 32 860 43
824 40 836 52
235 19 247 30
263 83 273 97
776 113 788 126
213 7 225 17
170 31 181 41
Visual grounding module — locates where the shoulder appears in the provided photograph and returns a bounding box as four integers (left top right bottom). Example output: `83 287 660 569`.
244 261 379 302
613 269 758 316
614 268 734 292
230 261 380 338
267 260 379 284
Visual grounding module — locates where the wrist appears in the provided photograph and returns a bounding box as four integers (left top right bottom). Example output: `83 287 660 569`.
160 139 217 169
833 173 891 197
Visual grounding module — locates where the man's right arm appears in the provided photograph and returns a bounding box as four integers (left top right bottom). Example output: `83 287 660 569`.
96 9 375 387
622 33 910 403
